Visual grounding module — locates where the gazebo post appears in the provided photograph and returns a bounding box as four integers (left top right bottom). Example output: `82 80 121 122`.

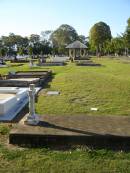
73 49 76 61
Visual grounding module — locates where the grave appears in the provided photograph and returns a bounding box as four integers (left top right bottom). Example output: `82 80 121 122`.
0 70 52 87
9 114 130 149
38 62 66 66
9 84 130 149
38 56 67 66
9 70 52 78
11 59 30 63
76 60 101 66
0 87 40 121
52 56 69 62
74 56 90 61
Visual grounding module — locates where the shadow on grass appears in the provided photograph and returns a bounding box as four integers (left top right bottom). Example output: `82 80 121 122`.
40 73 56 89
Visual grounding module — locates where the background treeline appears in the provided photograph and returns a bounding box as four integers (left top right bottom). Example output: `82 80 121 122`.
0 17 130 58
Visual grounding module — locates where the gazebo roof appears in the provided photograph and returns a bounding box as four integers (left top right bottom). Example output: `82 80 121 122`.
66 40 87 49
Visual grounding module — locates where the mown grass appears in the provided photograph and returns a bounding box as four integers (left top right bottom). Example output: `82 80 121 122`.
0 143 130 173
1 58 130 172
36 58 130 116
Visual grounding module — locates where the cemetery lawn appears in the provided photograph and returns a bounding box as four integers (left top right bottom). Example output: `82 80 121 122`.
1 58 130 172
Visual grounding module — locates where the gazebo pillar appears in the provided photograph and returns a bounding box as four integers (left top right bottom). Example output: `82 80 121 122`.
80 49 86 57
73 49 76 61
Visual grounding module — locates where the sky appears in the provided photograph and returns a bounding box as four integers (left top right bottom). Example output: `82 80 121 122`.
0 0 130 37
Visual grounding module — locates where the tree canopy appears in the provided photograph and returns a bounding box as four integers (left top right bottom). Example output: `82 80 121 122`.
0 18 130 58
51 24 78 54
89 22 112 54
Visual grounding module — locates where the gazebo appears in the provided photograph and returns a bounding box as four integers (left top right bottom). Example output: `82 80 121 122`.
66 40 87 61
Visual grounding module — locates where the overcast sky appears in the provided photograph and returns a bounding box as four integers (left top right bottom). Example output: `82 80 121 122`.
0 0 130 37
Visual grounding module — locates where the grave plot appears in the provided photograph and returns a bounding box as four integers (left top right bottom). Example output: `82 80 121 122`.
10 59 30 63
76 60 101 66
9 114 130 149
0 70 52 87
0 87 40 121
38 62 66 66
38 56 67 66
74 56 91 61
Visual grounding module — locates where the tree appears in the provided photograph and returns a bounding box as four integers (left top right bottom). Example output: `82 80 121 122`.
89 22 112 56
28 46 33 57
78 35 89 46
1 34 29 57
111 36 125 55
50 24 78 54
29 34 40 44
0 48 7 57
103 40 112 55
41 30 53 42
18 47 25 56
123 18 130 55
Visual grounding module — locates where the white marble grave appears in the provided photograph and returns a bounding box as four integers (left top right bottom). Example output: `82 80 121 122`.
0 87 40 121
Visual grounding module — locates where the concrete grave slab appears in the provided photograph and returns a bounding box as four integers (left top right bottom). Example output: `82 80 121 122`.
0 70 52 87
9 115 130 149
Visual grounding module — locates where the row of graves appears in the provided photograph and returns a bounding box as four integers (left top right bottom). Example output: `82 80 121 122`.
37 55 68 66
0 70 52 121
0 40 101 67
2 41 130 150
9 55 68 67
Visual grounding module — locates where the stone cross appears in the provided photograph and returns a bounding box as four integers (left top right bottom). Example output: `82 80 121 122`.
25 84 39 125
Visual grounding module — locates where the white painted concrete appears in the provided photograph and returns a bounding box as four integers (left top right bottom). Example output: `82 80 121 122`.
0 87 40 121
9 78 39 81
47 91 60 95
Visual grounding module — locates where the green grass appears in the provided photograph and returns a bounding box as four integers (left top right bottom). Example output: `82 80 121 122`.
0 144 130 173
36 58 130 116
1 58 130 172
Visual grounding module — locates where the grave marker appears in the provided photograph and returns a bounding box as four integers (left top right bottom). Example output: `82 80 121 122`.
25 84 39 125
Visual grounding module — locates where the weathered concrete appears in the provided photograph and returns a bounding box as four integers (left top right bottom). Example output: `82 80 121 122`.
38 62 66 66
9 115 130 149
76 60 101 66
0 70 52 87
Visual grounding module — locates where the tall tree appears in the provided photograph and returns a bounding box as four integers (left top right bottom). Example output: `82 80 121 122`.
29 34 40 44
50 24 78 54
111 36 125 55
0 48 7 57
89 22 112 56
41 30 53 42
123 18 130 56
